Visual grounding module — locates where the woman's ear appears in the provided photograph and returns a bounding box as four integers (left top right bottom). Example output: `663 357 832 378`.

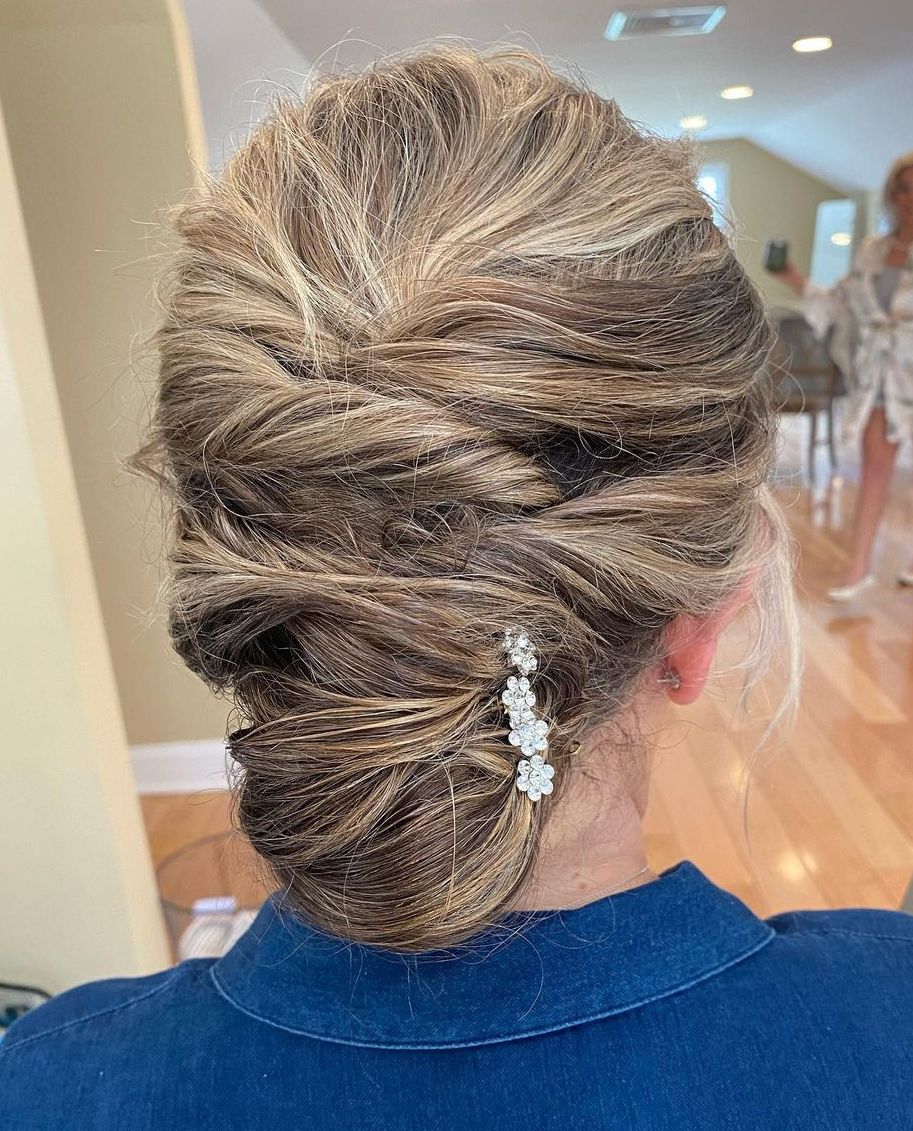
660 616 723 705
659 579 755 706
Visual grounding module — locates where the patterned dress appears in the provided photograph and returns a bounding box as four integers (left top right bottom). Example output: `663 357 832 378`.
803 235 913 444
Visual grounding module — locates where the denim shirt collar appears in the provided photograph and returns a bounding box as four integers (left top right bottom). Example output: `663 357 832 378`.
211 861 774 1049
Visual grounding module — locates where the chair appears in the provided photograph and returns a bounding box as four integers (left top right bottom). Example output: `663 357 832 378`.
769 309 845 482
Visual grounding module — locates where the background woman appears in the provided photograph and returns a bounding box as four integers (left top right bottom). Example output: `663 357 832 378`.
773 153 913 601
3 48 912 1130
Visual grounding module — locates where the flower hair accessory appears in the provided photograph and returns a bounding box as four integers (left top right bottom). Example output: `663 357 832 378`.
502 629 555 802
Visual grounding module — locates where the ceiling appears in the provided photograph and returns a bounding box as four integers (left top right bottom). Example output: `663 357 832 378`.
252 0 913 191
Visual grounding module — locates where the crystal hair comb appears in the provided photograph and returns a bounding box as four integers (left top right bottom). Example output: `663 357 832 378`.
502 630 555 802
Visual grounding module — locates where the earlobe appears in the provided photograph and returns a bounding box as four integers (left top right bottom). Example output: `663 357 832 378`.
658 666 682 693
659 582 753 708
659 624 721 705
658 663 703 705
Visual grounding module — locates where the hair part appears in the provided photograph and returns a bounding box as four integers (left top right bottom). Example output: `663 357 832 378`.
138 45 796 951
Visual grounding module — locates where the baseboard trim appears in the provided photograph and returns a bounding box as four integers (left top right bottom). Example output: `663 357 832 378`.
131 739 230 794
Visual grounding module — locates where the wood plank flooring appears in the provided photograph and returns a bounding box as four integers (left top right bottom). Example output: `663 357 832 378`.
141 415 913 921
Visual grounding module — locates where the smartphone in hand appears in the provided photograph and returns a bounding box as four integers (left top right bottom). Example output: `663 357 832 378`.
763 239 789 273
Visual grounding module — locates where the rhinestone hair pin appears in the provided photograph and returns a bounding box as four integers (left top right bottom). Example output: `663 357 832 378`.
502 630 555 802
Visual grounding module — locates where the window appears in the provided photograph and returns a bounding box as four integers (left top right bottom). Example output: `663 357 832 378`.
810 199 857 286
697 162 730 229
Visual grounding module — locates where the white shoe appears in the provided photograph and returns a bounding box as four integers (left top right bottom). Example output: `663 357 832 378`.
898 570 913 588
827 575 876 603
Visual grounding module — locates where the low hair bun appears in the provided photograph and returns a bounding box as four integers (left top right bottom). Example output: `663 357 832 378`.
139 46 791 950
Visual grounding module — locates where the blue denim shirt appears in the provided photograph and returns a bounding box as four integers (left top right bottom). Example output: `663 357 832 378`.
3 861 912 1128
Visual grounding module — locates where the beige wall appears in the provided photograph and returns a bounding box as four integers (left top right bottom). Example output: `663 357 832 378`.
0 0 225 746
0 99 170 991
700 138 845 307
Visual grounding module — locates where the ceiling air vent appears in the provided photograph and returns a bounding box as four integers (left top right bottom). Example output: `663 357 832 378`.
604 6 727 40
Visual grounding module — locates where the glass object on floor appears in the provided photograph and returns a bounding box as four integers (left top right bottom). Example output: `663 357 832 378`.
157 833 269 961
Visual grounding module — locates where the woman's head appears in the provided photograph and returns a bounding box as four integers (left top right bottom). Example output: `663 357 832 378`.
145 47 791 951
884 151 913 232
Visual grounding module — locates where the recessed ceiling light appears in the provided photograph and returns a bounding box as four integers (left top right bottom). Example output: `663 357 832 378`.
679 115 708 131
830 232 852 247
720 85 753 100
792 36 832 53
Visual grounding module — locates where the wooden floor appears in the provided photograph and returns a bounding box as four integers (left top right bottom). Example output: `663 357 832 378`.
141 414 913 921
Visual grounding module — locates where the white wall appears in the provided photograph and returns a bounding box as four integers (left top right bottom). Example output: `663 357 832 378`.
183 0 312 168
750 58 912 196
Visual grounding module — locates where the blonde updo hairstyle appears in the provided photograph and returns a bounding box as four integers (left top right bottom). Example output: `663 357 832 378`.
883 150 913 232
142 47 793 951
